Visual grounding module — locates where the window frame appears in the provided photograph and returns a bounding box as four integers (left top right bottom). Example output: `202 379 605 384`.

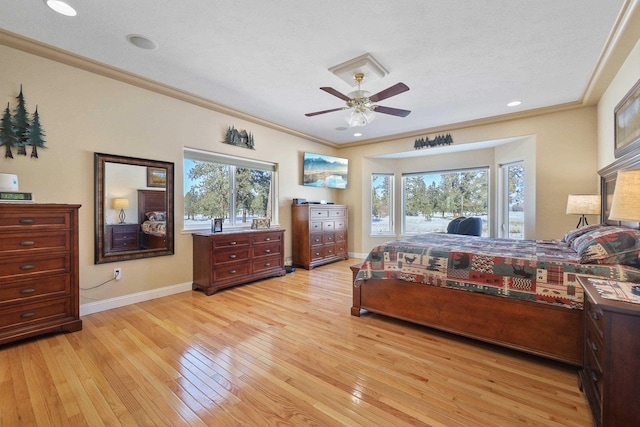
370 173 395 236
401 166 489 236
183 148 278 232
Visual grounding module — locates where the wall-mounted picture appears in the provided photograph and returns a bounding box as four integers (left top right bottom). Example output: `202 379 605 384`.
614 78 640 158
303 152 349 189
147 167 167 188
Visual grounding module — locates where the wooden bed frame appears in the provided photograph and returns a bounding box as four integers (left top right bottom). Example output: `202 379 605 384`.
137 189 167 250
351 151 640 366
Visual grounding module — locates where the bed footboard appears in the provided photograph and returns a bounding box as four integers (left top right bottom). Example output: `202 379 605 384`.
352 275 583 365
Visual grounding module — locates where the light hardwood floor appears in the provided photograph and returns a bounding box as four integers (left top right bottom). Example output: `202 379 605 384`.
0 259 592 426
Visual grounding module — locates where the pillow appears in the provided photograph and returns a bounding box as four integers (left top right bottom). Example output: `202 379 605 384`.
571 226 640 265
146 211 166 221
561 223 603 244
447 217 466 234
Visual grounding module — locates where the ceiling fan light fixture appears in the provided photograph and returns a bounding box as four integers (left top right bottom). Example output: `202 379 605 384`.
346 109 375 127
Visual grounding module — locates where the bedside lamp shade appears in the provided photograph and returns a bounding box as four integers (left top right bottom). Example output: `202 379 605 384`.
609 170 640 222
566 194 600 228
111 198 130 224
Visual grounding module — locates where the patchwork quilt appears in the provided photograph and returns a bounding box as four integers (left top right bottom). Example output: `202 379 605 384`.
355 234 640 309
141 220 166 237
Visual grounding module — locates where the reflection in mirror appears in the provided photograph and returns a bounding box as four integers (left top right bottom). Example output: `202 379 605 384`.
95 153 174 264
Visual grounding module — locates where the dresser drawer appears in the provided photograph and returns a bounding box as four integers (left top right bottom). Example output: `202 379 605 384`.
310 233 323 246
252 232 282 244
330 208 347 218
213 247 250 264
0 231 70 254
253 255 282 273
0 275 70 304
584 341 603 408
336 242 347 255
310 247 324 261
0 211 71 231
323 221 335 231
336 231 347 241
310 209 329 218
0 297 72 331
254 242 281 257
212 236 251 249
310 221 323 232
585 296 605 338
585 322 604 372
323 244 336 257
335 220 347 230
323 233 335 244
0 253 70 280
212 263 250 281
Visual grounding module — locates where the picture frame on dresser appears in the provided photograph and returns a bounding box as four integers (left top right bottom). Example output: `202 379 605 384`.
614 78 640 158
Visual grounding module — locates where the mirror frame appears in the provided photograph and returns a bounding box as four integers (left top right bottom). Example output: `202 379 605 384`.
94 152 175 264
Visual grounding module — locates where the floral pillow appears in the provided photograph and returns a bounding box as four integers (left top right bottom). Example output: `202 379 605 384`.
561 223 603 245
146 211 166 222
571 226 640 265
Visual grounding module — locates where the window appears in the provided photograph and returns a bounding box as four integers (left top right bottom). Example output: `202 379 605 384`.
371 173 394 235
183 148 276 231
402 168 488 235
500 162 524 239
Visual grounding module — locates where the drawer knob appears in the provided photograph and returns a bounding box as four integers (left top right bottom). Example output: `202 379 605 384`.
590 341 598 352
20 288 36 294
264 249 271 253
590 311 600 321
315 239 320 242
19 218 35 224
265 237 271 241
230 241 237 245
265 262 271 267
230 269 237 274
20 264 35 271
590 371 598 383
229 254 237 259
20 241 36 246
21 312 36 318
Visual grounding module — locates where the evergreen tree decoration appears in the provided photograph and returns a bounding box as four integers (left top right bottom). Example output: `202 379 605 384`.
12 85 30 156
0 102 17 159
27 105 46 158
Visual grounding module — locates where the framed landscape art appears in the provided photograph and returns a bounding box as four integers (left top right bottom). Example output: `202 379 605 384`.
614 78 640 158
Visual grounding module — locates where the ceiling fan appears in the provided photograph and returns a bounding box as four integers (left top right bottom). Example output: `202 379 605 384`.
305 72 411 126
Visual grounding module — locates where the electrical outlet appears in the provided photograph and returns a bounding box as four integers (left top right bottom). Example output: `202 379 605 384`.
114 268 122 281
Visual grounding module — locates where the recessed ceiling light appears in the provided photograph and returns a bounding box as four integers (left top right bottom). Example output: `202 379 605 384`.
335 126 348 131
354 132 362 137
45 0 77 16
126 34 158 50
507 101 522 107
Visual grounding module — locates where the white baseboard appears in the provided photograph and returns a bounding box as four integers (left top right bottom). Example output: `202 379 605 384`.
80 281 193 316
349 252 368 260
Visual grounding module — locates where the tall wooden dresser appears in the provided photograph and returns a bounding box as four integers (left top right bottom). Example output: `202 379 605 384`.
0 204 82 346
192 229 286 295
577 276 640 427
292 204 348 269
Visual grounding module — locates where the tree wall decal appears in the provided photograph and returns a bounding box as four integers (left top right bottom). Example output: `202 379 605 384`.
0 103 17 159
0 86 47 160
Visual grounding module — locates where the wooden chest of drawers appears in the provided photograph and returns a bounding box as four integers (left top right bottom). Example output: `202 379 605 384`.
292 204 348 270
192 229 286 295
105 223 140 252
0 204 82 346
577 276 640 427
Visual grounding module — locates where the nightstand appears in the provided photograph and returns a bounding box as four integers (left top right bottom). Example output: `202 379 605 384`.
577 276 640 427
105 223 140 252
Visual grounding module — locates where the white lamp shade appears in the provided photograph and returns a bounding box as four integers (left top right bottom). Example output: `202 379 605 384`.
111 198 130 209
566 194 600 215
608 169 640 221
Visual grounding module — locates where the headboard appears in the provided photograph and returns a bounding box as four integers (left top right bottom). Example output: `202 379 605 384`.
599 151 640 226
137 189 166 224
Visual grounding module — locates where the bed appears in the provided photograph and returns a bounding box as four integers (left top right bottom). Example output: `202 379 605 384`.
352 155 640 366
138 189 167 249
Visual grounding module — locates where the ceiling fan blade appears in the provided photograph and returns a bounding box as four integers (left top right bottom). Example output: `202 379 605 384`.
373 105 411 117
320 87 352 102
305 107 346 117
369 83 410 103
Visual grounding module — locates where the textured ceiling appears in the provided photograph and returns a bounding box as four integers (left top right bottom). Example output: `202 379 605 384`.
0 0 628 145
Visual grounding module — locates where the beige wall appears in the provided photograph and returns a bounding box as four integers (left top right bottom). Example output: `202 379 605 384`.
0 45 341 309
597 37 640 168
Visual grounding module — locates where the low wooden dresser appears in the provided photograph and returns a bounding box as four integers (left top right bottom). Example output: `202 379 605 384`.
577 276 640 427
105 223 140 252
292 204 348 269
0 203 82 346
192 229 286 295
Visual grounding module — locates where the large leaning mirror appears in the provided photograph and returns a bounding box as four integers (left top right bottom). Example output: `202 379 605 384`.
95 153 175 264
